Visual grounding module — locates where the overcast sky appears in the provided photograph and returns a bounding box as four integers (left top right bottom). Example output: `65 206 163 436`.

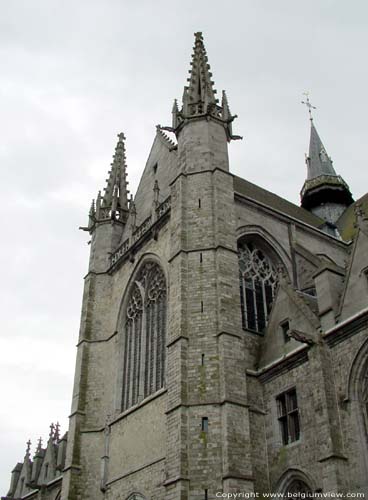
1 0 368 493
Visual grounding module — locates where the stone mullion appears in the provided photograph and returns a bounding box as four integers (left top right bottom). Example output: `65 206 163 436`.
161 295 166 388
125 321 132 410
144 304 151 398
131 317 138 406
138 306 147 403
122 320 130 410
156 297 162 391
150 302 156 394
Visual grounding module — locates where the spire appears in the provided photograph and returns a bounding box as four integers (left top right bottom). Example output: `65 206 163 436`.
81 133 130 232
36 437 43 455
306 122 337 180
169 32 241 141
102 132 129 212
300 108 353 225
185 31 218 111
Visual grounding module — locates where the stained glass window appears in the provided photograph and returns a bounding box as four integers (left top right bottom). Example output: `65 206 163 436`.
238 241 278 333
122 262 166 411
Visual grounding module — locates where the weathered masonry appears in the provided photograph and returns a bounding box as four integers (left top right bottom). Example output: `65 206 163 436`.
3 32 368 500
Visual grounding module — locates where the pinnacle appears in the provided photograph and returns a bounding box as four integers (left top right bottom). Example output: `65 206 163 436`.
185 31 218 108
25 439 31 457
169 32 240 141
101 133 130 216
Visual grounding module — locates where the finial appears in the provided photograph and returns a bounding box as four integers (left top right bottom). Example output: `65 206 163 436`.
117 132 126 142
172 99 179 129
26 439 31 456
96 191 101 219
54 422 60 441
301 92 316 122
49 422 55 439
36 437 43 453
89 199 95 216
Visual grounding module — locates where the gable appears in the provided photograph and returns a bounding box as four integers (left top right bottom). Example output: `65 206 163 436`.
339 228 368 320
130 130 178 228
259 280 319 369
337 193 368 241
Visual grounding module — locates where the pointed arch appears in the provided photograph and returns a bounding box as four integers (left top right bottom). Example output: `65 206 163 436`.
119 256 167 412
236 225 292 269
346 337 368 484
276 468 315 494
237 231 289 334
126 494 146 500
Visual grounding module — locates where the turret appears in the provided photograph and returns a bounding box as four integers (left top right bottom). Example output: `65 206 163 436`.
158 32 241 180
30 437 44 486
81 133 131 272
300 96 353 231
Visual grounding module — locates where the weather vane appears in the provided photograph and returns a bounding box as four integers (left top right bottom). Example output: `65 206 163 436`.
301 92 316 122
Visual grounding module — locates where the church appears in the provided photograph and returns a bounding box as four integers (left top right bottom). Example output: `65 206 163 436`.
3 32 368 500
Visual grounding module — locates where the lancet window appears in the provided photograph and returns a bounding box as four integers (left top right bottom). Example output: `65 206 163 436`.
122 262 167 411
238 241 278 333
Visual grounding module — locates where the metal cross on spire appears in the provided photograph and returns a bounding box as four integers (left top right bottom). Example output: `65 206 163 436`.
301 92 316 121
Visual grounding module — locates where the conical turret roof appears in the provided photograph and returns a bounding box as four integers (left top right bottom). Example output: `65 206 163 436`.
306 122 337 180
301 120 353 224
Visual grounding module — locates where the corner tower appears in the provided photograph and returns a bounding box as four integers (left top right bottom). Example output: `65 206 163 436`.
164 32 254 498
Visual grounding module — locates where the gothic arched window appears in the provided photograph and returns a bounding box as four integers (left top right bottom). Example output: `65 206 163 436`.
238 241 278 333
277 469 315 496
122 262 167 412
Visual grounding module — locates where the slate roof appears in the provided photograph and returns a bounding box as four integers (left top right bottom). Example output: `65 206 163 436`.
233 175 325 228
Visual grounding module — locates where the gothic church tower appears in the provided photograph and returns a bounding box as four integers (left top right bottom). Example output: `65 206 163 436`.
3 32 368 500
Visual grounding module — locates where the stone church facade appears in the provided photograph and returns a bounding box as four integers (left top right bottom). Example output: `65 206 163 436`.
3 32 368 500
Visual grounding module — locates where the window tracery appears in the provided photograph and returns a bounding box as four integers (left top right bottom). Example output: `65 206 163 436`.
238 241 278 333
122 262 166 411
